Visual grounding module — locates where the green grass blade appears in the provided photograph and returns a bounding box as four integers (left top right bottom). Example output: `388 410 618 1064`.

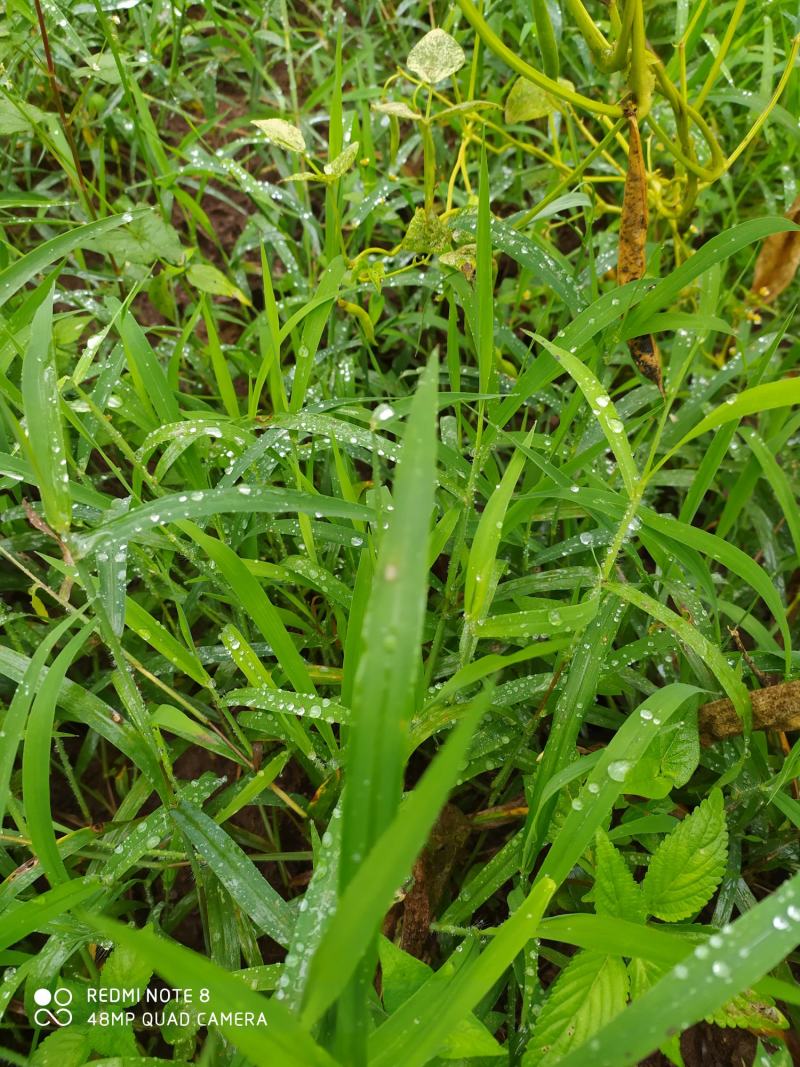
74 486 372 555
171 801 294 947
22 622 93 887
338 355 439 889
0 878 100 951
19 288 72 534
185 525 316 694
0 212 142 309
82 915 339 1067
301 688 489 1028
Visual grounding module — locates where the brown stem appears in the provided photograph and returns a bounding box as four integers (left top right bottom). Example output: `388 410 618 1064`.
32 0 95 218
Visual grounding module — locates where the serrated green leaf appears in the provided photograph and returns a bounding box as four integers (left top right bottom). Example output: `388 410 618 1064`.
707 988 787 1031
594 831 646 924
29 1028 92 1067
100 939 154 996
555 870 800 1067
85 209 184 265
643 789 728 921
407 28 465 84
525 952 629 1065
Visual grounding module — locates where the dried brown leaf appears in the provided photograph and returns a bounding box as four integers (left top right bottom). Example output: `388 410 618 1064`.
751 194 800 303
617 104 648 287
699 680 800 744
627 333 664 395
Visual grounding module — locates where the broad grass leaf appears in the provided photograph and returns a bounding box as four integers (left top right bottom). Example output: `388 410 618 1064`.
538 914 686 968
368 877 555 1067
535 335 639 497
289 257 347 412
74 485 371 555
463 429 532 625
524 951 629 1066
280 816 341 1012
606 582 751 730
407 28 465 83
594 831 646 924
20 288 71 533
251 117 306 152
22 623 93 887
0 877 100 951
642 790 728 921
378 938 504 1058
171 801 294 946
659 378 800 467
751 195 800 302
639 506 792 673
0 613 78 827
504 77 553 123
125 598 210 686
554 870 800 1067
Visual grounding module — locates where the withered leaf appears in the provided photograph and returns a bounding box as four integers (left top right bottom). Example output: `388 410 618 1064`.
399 804 470 960
627 333 664 395
699 680 800 745
618 103 664 394
618 103 648 287
751 193 800 303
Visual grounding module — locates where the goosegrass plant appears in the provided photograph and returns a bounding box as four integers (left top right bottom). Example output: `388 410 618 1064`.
1 1 800 1065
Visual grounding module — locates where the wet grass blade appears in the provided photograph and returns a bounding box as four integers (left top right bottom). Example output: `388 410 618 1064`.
171 801 294 947
301 687 489 1028
20 287 72 534
22 622 93 887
